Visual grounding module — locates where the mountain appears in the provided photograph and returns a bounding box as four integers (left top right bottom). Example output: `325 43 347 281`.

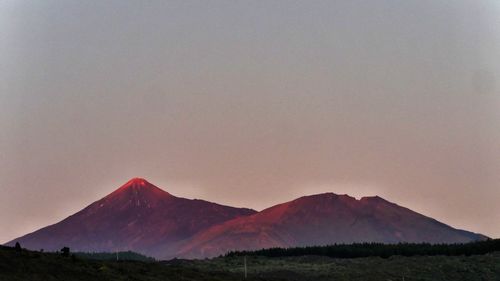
6 180 486 259
177 193 487 258
6 178 256 258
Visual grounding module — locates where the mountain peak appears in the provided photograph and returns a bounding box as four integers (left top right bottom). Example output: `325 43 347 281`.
125 177 149 187
7 183 485 259
359 195 389 203
7 178 257 258
108 178 172 201
292 192 358 205
120 177 157 189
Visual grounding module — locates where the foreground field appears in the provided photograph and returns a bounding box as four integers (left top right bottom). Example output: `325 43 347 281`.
184 254 500 281
1 246 500 281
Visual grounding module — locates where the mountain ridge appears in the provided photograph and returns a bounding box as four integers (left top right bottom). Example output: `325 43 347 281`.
6 178 487 259
176 192 486 258
6 178 256 258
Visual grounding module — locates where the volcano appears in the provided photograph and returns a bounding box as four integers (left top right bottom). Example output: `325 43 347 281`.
6 178 256 258
6 179 486 259
177 193 487 258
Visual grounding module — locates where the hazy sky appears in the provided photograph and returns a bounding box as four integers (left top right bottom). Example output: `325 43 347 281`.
1 0 499 243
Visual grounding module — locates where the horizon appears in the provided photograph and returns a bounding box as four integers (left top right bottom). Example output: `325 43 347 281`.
1 176 391 243
1 0 499 244
2 176 490 244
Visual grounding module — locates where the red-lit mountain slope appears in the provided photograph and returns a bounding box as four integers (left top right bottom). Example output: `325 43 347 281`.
6 178 256 258
177 193 487 258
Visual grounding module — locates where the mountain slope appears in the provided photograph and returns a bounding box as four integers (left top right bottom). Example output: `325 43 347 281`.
6 178 256 258
177 193 486 258
6 181 486 260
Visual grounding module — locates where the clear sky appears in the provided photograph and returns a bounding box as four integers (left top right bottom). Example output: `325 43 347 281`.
1 0 499 243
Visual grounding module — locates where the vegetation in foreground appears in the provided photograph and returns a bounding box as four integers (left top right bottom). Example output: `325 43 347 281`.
226 239 500 259
74 251 155 262
0 245 237 281
2 245 500 281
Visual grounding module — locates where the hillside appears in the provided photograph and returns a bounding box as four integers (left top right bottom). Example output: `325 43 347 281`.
178 193 485 258
6 178 256 258
6 179 485 259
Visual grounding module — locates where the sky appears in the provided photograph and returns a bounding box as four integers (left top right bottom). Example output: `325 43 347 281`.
1 0 499 243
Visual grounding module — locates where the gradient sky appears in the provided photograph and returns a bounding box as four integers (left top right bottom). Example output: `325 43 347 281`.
1 0 499 243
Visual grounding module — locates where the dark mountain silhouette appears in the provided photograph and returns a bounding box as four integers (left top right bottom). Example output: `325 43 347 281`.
6 179 486 259
177 193 487 258
5 178 256 258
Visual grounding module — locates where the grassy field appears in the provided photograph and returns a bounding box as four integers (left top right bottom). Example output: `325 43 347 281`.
1 246 500 281
183 254 500 281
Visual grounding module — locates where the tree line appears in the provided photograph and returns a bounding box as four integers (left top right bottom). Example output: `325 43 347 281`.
226 239 500 259
74 251 154 261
